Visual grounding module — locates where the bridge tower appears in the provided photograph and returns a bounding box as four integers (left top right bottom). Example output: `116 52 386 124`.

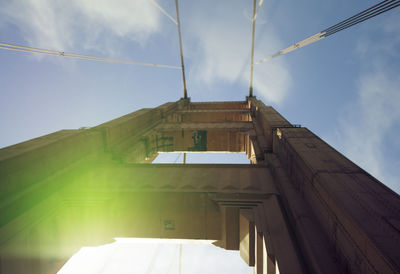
1 97 399 273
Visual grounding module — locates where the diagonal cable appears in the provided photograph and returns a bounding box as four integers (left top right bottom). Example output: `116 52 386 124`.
252 0 264 21
0 42 181 69
173 153 182 163
151 0 178 25
256 0 400 65
323 0 400 36
323 0 395 36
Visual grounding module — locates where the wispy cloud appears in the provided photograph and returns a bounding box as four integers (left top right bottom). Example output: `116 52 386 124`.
0 0 161 53
0 0 291 104
336 72 400 189
185 0 291 104
329 14 400 193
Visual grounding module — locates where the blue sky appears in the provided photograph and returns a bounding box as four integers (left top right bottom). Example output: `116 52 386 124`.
1 0 398 193
0 0 399 271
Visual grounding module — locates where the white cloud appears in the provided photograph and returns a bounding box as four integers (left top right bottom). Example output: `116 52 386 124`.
186 1 291 104
356 13 400 61
253 40 291 103
338 72 400 182
1 0 291 104
331 14 400 193
0 0 161 52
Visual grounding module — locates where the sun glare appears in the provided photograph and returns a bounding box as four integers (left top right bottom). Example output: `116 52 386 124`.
58 154 252 273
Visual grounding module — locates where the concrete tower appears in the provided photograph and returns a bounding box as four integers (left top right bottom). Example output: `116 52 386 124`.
1 98 399 273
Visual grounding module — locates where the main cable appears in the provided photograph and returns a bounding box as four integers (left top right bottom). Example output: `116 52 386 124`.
256 0 400 65
0 42 181 69
324 0 400 36
323 0 395 36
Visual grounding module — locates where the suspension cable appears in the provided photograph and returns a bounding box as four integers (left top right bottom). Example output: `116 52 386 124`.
323 0 396 36
256 0 400 65
324 0 400 37
0 42 181 69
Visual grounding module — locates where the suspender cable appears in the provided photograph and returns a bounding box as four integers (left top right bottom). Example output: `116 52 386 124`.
256 0 400 65
174 0 188 99
0 42 181 69
249 0 257 97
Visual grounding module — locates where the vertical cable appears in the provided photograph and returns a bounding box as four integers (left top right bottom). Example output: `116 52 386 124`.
175 0 188 99
249 0 257 97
